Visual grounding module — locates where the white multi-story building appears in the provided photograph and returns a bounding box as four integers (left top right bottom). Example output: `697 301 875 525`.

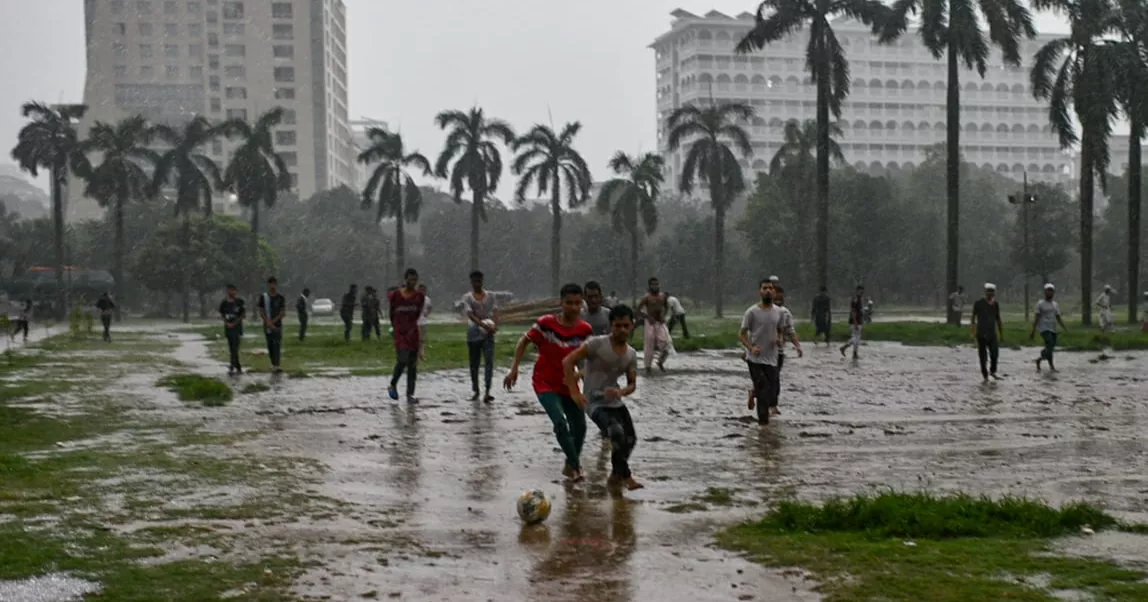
71 0 353 220
651 9 1074 190
350 118 390 192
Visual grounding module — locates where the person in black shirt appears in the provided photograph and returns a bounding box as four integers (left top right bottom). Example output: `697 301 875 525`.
840 285 865 359
96 292 116 342
340 284 357 342
811 286 831 344
361 286 379 341
970 283 1004 381
257 277 287 373
219 284 246 374
296 287 311 341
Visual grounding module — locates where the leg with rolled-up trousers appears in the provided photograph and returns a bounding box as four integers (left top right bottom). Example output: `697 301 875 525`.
1040 331 1057 368
590 406 636 479
537 392 586 470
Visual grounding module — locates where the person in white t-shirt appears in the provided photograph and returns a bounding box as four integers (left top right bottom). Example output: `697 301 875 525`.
1095 285 1115 333
417 284 431 359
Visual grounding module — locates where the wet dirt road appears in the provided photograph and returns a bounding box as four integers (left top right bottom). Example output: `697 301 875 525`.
182 339 1148 601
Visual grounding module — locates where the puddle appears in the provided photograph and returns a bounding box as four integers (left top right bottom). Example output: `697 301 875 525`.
0 574 101 602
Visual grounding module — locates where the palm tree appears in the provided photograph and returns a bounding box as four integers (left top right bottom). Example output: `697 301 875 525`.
151 116 224 322
358 128 433 275
666 102 755 318
512 122 593 292
1112 0 1148 323
595 152 663 302
770 119 845 290
10 102 89 318
881 0 1035 325
221 108 291 235
1031 0 1123 326
737 0 890 293
434 107 516 272
80 115 159 321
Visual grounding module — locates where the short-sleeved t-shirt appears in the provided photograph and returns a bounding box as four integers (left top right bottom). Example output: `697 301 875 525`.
1035 299 1060 333
581 306 610 336
849 296 864 326
972 298 1001 339
741 304 783 366
583 335 638 414
388 288 425 350
219 297 245 325
525 314 593 396
257 293 287 328
462 291 498 341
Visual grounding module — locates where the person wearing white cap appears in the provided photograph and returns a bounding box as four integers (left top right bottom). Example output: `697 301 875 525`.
1031 283 1067 371
1095 285 1115 333
970 283 1004 380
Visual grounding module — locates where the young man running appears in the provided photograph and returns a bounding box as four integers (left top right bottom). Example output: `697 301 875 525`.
752 286 802 416
257 277 286 373
219 284 245 375
970 283 1004 381
637 277 671 373
463 271 499 402
563 304 642 491
1032 283 1068 372
840 285 865 359
388 269 425 404
581 281 610 336
505 283 593 482
741 280 784 425
811 286 831 345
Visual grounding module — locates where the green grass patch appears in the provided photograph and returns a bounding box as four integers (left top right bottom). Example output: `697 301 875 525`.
240 382 271 395
718 492 1148 601
156 374 233 406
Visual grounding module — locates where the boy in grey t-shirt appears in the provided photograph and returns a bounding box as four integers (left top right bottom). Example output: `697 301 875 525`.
740 280 785 425
564 304 643 491
1031 283 1068 372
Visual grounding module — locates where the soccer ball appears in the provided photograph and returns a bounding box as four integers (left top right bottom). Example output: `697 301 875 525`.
516 489 551 525
481 318 496 330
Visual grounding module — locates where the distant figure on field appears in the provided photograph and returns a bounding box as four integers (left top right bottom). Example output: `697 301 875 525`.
340 284 357 342
950 285 966 326
96 292 116 342
257 277 287 373
637 277 671 374
970 283 1003 381
219 284 246 375
1095 285 1115 333
296 287 311 341
811 286 831 345
666 293 689 339
1031 283 1067 372
462 270 499 402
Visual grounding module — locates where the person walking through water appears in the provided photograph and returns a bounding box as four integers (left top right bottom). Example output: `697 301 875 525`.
811 286 832 345
740 280 784 425
637 277 671 374
950 285 966 326
505 283 593 483
296 288 311 341
387 269 425 404
417 283 431 359
463 271 499 402
257 277 286 373
219 284 246 375
1032 283 1068 372
970 283 1004 381
340 284 357 342
563 304 643 491
1095 285 1115 333
96 292 116 342
581 281 610 336
840 285 866 359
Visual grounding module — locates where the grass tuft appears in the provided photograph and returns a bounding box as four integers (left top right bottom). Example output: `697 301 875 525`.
156 374 233 406
240 382 271 395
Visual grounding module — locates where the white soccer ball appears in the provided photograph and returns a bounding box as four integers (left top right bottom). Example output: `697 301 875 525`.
481 319 496 330
516 489 551 525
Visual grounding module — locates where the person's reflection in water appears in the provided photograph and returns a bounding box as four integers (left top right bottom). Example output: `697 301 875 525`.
388 406 422 501
749 424 785 496
526 485 637 602
465 404 501 502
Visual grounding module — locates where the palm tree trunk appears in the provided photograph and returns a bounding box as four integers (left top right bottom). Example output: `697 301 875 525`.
715 206 726 318
1080 133 1094 326
815 42 831 292
51 165 67 320
395 185 406 276
470 189 482 272
113 192 125 323
1127 128 1141 324
181 212 191 323
551 187 562 293
945 40 961 326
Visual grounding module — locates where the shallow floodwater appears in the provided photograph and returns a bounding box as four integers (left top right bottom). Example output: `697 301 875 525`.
155 339 1148 600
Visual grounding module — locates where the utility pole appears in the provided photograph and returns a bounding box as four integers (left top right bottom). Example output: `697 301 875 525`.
1009 172 1038 321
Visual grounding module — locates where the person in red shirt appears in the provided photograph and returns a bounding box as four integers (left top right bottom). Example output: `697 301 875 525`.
388 268 426 404
505 283 594 483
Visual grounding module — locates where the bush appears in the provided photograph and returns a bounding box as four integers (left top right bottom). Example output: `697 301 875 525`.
156 374 233 406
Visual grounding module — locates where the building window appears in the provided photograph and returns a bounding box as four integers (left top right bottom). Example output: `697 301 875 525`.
165 23 178 36
275 130 296 146
224 44 245 57
140 65 154 77
114 22 126 35
139 44 153 58
166 65 180 79
272 23 293 40
280 151 297 167
164 44 179 58
223 22 245 35
189 44 202 57
208 32 218 48
273 45 293 59
114 65 127 78
226 108 248 121
282 109 296 124
164 0 177 14
187 1 200 14
209 75 220 91
189 65 203 79
111 0 125 13
113 42 126 56
206 10 217 24
222 1 244 19
225 86 247 99
289 173 297 188
188 23 202 36
273 66 295 82
224 65 245 77
208 55 219 69
274 87 295 99
210 97 221 112
272 2 292 18
139 22 153 36
137 1 152 14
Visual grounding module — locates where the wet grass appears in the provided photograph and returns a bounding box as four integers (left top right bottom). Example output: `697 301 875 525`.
718 492 1148 601
240 382 271 394
157 374 234 406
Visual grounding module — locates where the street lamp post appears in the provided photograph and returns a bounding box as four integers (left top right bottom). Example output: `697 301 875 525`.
1009 172 1038 321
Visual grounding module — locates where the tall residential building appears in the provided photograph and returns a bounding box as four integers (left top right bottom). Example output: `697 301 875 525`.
651 9 1074 192
72 0 352 220
350 117 390 192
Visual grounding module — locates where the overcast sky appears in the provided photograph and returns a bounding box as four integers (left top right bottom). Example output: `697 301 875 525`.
1 1 1069 195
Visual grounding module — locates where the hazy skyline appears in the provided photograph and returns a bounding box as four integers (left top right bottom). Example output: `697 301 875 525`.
2 0 1070 197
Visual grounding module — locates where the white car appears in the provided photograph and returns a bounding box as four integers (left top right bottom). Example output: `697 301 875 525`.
311 298 334 316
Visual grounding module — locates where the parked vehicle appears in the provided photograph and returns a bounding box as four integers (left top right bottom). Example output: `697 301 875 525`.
311 298 334 315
